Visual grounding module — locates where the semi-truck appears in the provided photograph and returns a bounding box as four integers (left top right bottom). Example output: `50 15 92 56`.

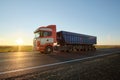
33 25 97 53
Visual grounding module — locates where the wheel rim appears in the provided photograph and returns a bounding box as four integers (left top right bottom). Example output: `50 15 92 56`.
46 46 53 54
47 47 51 52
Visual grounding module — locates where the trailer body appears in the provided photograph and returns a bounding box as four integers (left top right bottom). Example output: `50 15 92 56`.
57 31 96 45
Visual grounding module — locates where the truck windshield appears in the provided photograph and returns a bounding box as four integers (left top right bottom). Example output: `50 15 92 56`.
34 31 52 38
34 32 40 38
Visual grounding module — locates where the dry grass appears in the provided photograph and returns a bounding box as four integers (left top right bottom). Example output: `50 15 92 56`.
95 45 120 48
0 46 33 52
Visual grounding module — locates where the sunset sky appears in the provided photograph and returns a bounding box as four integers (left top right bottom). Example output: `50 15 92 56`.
0 0 120 45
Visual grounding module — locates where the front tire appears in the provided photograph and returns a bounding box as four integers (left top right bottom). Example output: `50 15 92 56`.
45 46 53 54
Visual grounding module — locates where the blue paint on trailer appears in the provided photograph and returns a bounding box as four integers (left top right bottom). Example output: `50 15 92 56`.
57 31 96 45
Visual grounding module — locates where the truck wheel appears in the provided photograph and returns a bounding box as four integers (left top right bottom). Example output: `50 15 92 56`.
40 51 44 54
45 46 53 54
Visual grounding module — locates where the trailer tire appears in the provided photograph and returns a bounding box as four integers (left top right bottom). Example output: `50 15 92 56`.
45 46 53 54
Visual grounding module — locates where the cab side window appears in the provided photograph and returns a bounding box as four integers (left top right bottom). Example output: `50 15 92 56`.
39 31 44 37
43 31 52 37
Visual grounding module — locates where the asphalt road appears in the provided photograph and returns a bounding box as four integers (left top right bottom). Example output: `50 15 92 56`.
0 48 120 79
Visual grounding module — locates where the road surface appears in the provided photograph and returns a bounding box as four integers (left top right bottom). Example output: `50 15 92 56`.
0 48 120 79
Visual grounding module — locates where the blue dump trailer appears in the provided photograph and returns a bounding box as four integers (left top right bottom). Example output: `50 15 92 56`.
34 25 97 53
55 31 96 52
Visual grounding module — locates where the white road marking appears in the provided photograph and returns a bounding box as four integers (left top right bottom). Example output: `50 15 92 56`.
0 51 120 75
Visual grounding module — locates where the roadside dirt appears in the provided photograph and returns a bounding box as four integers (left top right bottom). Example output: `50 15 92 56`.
5 53 120 80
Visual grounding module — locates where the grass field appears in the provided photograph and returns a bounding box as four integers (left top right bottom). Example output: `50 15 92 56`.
0 46 33 53
0 45 120 53
95 45 120 48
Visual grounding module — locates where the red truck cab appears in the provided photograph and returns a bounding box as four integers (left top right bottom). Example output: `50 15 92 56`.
33 25 56 53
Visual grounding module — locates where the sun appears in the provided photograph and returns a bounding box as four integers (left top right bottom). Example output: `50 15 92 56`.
16 38 23 45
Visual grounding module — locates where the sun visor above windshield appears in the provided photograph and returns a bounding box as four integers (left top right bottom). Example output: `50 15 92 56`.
34 27 52 33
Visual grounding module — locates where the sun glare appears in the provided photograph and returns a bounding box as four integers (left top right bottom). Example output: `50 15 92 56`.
16 38 23 45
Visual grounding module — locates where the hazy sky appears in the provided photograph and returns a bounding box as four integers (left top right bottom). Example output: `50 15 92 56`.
0 0 120 45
